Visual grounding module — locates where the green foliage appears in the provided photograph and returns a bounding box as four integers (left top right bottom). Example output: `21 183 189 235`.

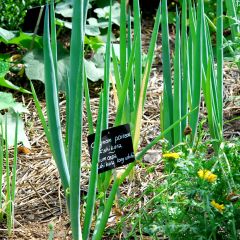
0 30 35 93
120 139 240 239
0 0 26 30
39 0 190 238
23 45 69 90
0 92 30 148
0 111 19 235
161 0 224 149
0 0 46 30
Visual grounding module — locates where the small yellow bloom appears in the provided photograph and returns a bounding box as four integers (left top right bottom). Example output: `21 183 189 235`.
162 152 180 159
211 200 225 213
197 169 217 183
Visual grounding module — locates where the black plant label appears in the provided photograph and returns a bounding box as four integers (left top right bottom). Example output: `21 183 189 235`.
87 124 135 174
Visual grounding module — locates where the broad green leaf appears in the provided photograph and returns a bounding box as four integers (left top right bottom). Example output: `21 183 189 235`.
0 92 28 113
0 60 31 94
8 32 43 49
55 2 73 18
23 46 69 91
0 60 9 77
0 27 17 42
94 2 121 26
57 19 104 35
84 36 104 51
84 59 104 82
87 17 108 29
85 25 101 36
0 111 30 148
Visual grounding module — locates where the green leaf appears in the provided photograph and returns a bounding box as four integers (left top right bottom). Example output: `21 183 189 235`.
0 92 28 113
0 27 17 42
87 17 108 29
85 24 101 36
84 59 104 82
84 36 104 51
55 2 73 18
0 60 31 94
0 60 9 77
0 111 30 148
23 46 69 91
94 2 121 26
8 32 43 49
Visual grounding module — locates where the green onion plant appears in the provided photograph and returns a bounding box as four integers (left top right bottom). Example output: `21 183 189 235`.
0 114 19 235
32 0 199 239
161 0 224 151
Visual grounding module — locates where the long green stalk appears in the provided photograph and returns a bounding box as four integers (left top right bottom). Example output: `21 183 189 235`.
133 3 161 150
120 0 127 82
225 0 239 40
98 2 112 201
128 7 134 114
82 95 103 240
161 0 173 145
68 0 88 166
0 124 3 219
189 0 203 143
4 116 11 234
84 70 94 135
216 0 223 134
50 0 58 91
11 113 18 231
115 39 137 126
133 0 142 112
181 0 189 133
43 6 70 194
173 11 181 145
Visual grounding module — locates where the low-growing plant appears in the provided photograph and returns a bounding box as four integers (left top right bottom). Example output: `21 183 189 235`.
117 137 240 239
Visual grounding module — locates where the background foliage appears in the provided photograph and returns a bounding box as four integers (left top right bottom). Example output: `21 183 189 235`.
0 0 46 30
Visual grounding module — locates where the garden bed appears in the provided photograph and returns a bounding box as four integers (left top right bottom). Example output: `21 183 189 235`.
0 10 240 240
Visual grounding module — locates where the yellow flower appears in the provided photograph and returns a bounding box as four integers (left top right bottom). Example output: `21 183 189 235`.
211 200 225 213
197 169 217 183
162 152 180 159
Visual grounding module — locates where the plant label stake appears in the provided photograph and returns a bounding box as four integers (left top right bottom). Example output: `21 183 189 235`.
88 124 135 173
